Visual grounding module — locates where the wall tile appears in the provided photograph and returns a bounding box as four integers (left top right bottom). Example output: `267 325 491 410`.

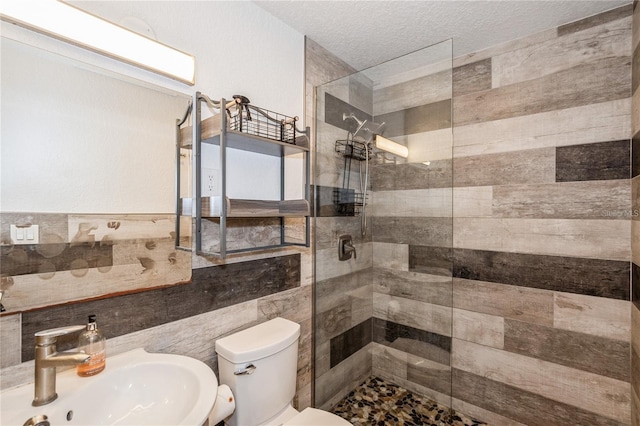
373 293 452 337
376 99 452 138
452 368 626 426
453 217 630 261
452 339 630 424
451 398 527 426
373 267 452 307
453 148 555 187
503 319 630 382
454 56 630 127
408 245 452 276
633 134 640 178
453 278 554 326
0 314 21 368
372 242 409 271
557 4 632 36
330 318 372 368
453 99 631 158
556 140 630 182
492 180 631 219
373 69 451 115
372 317 451 366
371 160 452 191
452 308 504 349
406 355 451 396
371 188 452 218
553 292 631 342
494 12 631 88
453 186 493 218
21 254 300 361
324 92 372 134
452 58 491 97
372 217 452 247
453 248 630 299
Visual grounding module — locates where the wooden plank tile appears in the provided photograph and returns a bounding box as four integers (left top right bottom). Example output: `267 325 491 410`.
504 319 630 382
495 13 631 87
453 278 554 326
554 292 631 342
372 217 452 247
453 58 491 97
0 314 21 368
317 269 372 314
453 248 630 300
556 140 630 182
21 254 300 361
397 128 452 163
373 69 451 115
373 317 451 366
371 343 408 381
330 318 372 368
453 56 630 127
633 41 640 94
315 216 371 251
376 99 452 138
634 1 640 51
305 38 355 88
452 368 628 426
408 245 452 276
452 339 631 424
406 355 452 396
633 135 640 178
557 4 632 36
371 159 452 191
453 99 631 158
324 92 372 134
634 82 640 136
453 218 630 262
315 242 372 282
315 343 372 410
373 267 452 307
632 304 640 356
453 186 493 218
452 308 504 349
634 262 640 308
492 180 631 219
372 242 409 271
453 148 555 187
371 188 452 218
632 345 640 397
373 293 452 337
451 398 527 426
349 73 373 115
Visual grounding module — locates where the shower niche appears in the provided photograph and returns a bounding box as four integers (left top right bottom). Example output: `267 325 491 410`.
176 92 311 258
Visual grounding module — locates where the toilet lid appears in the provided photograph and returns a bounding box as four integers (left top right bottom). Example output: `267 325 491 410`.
281 408 351 426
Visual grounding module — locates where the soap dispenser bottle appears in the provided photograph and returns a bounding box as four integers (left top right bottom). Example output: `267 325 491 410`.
77 314 106 377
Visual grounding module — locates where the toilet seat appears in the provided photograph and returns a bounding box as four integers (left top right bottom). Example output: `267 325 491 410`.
280 407 351 426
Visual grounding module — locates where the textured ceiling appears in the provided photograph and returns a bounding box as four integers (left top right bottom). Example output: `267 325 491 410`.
254 0 630 70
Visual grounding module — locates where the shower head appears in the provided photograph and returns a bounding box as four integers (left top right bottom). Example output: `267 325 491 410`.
354 120 386 143
343 112 386 143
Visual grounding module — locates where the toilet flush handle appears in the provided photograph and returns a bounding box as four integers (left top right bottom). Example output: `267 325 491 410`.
234 363 256 375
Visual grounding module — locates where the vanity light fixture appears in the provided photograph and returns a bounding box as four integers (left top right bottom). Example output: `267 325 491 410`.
0 0 196 85
374 135 409 158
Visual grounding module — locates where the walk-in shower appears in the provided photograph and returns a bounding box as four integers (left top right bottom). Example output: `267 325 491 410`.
313 38 454 420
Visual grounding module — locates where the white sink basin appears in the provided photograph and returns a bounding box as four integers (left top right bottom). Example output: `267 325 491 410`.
1 348 218 426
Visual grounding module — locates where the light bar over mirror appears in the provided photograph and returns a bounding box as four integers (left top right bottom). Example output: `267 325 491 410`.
0 0 196 85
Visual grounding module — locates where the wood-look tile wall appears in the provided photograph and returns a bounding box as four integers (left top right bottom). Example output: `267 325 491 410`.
452 5 633 425
312 4 636 424
631 2 640 426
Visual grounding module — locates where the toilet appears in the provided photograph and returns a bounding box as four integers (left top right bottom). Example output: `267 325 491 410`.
215 317 351 426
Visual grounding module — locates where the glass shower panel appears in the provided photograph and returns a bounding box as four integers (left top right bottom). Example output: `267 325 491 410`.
314 39 454 412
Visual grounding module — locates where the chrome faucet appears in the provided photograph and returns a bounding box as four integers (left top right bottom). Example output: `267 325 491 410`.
32 325 91 406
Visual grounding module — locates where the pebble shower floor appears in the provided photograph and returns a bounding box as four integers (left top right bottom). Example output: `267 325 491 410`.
330 376 488 426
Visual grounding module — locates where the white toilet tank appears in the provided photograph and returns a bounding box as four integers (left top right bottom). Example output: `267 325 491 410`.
215 317 301 426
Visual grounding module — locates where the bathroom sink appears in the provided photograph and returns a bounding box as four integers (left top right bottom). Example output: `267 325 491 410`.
1 348 218 426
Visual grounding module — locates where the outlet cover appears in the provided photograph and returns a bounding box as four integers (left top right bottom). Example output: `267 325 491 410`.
10 224 39 244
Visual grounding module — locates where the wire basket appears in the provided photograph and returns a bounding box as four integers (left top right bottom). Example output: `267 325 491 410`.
228 105 299 145
335 139 371 161
333 188 366 216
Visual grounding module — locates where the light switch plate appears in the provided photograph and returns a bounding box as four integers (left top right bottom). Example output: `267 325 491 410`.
10 224 39 244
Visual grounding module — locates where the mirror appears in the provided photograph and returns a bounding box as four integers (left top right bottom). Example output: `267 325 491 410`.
0 37 192 313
